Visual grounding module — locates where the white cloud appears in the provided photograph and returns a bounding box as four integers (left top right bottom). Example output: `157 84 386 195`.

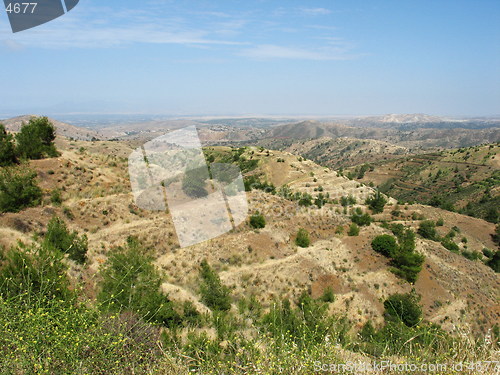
301 8 332 16
238 44 355 61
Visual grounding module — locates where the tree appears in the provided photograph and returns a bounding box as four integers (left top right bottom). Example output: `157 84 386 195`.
0 167 42 213
351 207 372 226
44 216 88 264
249 213 266 229
348 223 360 236
199 259 232 311
98 237 180 326
417 220 438 241
487 251 500 273
371 235 398 258
365 191 387 214
15 117 58 160
182 167 208 198
384 293 422 327
295 228 310 248
0 123 16 166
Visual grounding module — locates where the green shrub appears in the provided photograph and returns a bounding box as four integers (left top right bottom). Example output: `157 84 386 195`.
320 286 335 303
44 216 88 264
365 191 387 214
295 228 310 248
436 217 444 226
0 123 17 166
384 293 422 327
486 251 500 273
0 166 42 213
417 220 438 240
50 188 63 206
199 259 232 311
351 207 372 226
371 235 398 258
182 167 208 198
249 213 266 229
348 223 360 236
15 116 58 160
98 237 180 327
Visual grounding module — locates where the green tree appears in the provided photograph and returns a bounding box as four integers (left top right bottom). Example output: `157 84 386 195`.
98 237 180 326
365 191 387 214
0 123 17 166
44 216 88 264
15 117 58 160
417 220 438 241
295 228 311 248
182 167 208 198
351 207 372 226
199 259 232 311
384 293 422 327
348 223 360 236
249 213 266 229
487 251 500 273
0 167 42 213
371 235 398 258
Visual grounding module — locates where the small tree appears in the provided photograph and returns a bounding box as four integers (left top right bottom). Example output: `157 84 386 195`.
0 123 17 166
295 228 311 248
348 223 360 236
0 167 42 213
249 213 266 229
365 191 387 214
199 259 232 311
44 217 88 264
371 235 398 258
487 251 500 273
351 207 372 226
182 167 208 198
384 293 422 327
15 117 58 160
417 220 438 241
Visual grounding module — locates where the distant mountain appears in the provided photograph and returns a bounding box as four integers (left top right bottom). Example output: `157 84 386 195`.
1 115 102 141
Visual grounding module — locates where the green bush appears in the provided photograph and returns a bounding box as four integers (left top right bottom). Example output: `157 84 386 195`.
417 220 438 240
351 207 372 226
15 117 59 160
348 223 360 236
44 216 88 264
0 123 17 166
98 237 180 327
440 237 459 252
486 251 500 273
0 166 42 213
384 293 422 327
182 167 208 198
320 286 335 303
199 259 232 311
365 191 387 214
436 217 444 226
50 189 63 206
371 235 398 258
249 213 266 229
295 228 310 248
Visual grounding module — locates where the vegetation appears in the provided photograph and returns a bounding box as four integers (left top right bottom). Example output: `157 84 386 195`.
199 259 232 311
44 216 88 264
182 167 208 198
351 207 372 226
295 228 311 248
384 292 422 327
15 117 59 160
249 212 266 229
348 223 360 236
365 191 387 214
417 220 438 240
371 235 398 258
0 123 16 166
0 166 42 213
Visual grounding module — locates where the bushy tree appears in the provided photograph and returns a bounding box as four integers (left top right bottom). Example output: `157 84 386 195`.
0 123 17 166
348 223 360 236
365 191 387 214
249 213 266 229
15 117 58 159
487 251 500 273
44 216 88 264
417 220 438 241
0 167 42 213
351 207 372 226
371 235 398 258
98 237 180 326
295 228 310 248
199 259 232 311
384 293 422 327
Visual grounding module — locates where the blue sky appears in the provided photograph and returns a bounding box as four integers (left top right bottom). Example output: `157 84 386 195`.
0 0 499 116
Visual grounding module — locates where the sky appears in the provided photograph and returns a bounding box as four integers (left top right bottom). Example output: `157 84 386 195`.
0 0 499 117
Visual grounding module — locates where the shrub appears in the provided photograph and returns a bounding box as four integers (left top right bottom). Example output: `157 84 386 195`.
98 237 180 326
249 213 266 229
351 207 372 226
486 251 500 273
320 286 335 303
365 191 387 214
0 167 42 213
384 293 422 327
417 220 438 240
0 123 17 166
371 235 398 258
348 223 360 236
436 217 444 226
50 189 63 206
440 238 459 253
15 117 58 160
295 228 310 248
44 216 88 264
199 259 232 311
182 167 208 198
